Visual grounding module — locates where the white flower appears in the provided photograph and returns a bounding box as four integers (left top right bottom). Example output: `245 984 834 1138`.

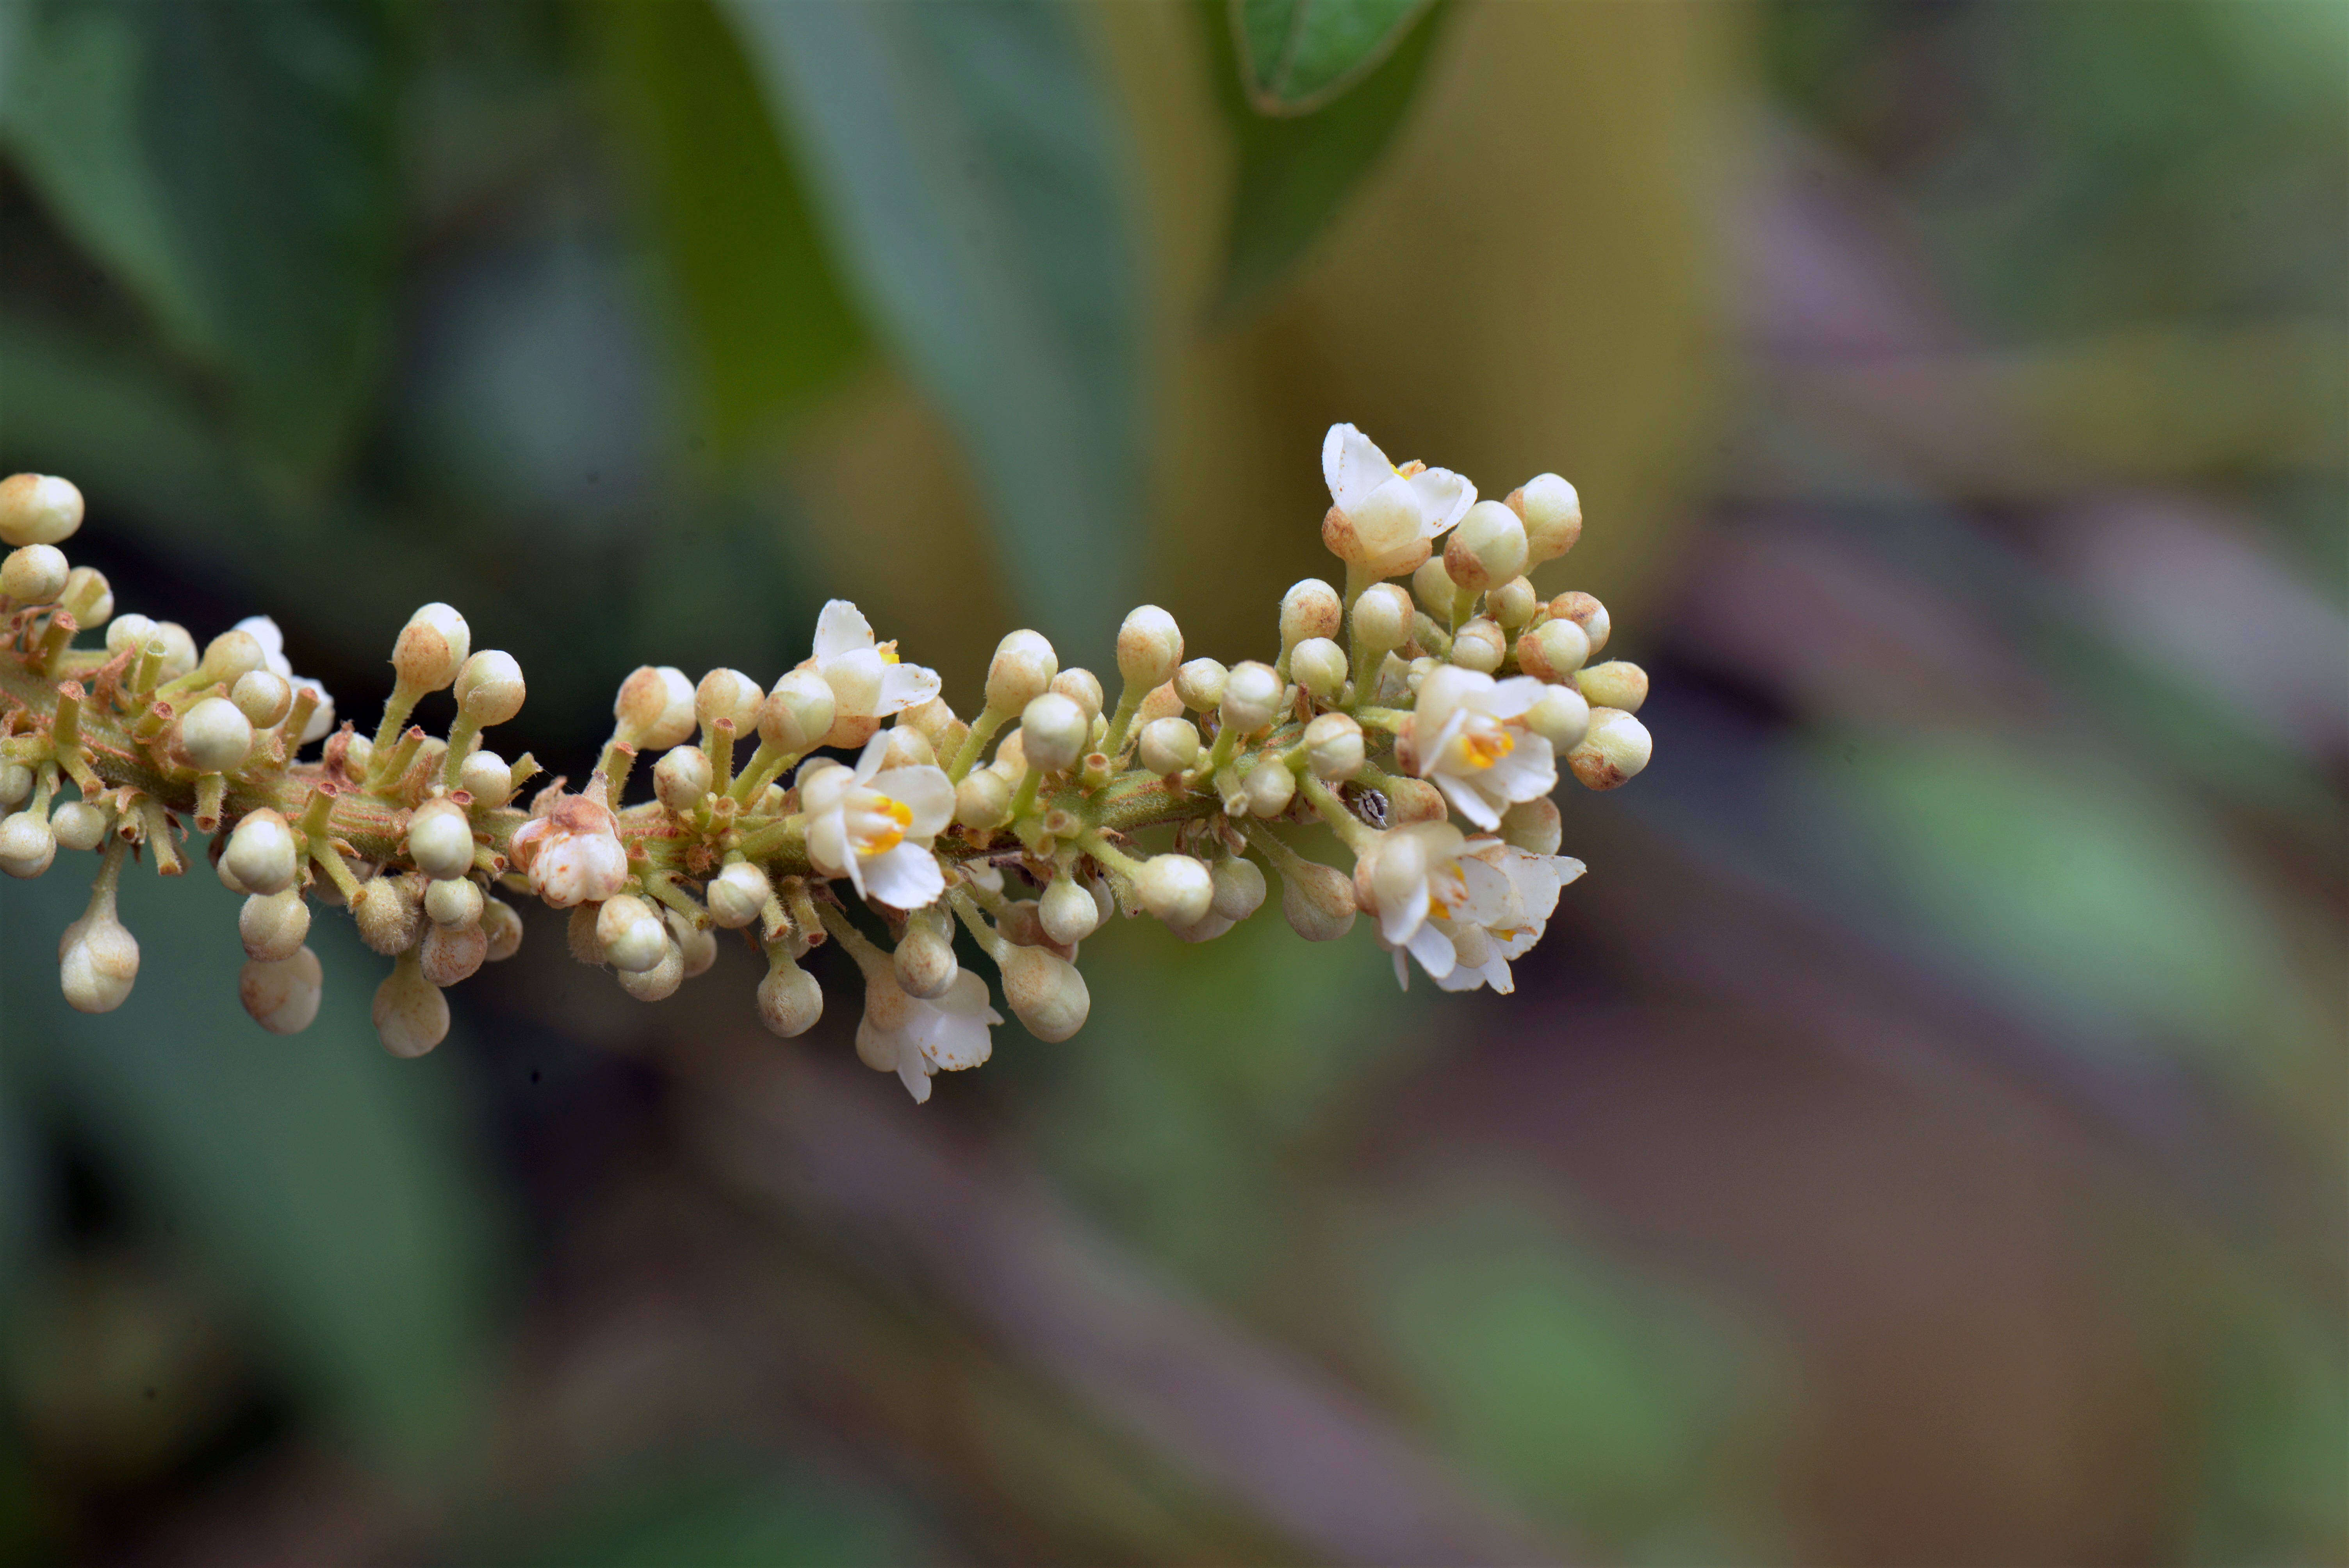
856 969 1002 1103
801 600 942 747
1357 822 1581 992
1410 665 1558 830
800 733 955 909
234 615 334 743
1320 424 1475 578
508 794 630 907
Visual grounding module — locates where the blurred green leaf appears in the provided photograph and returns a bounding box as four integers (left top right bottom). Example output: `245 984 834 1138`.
491 1465 915 1568
1229 0 1432 114
0 0 400 477
1200 0 1447 316
719 0 1143 652
587 0 866 455
0 866 499 1464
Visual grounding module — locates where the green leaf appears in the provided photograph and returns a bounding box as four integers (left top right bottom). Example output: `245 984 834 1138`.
1201 0 1448 316
1229 0 1433 114
586 0 866 454
719 0 1145 652
0 0 400 476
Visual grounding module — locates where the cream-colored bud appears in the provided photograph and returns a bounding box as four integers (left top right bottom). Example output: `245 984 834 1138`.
1500 797 1564 856
458 749 512 807
618 941 684 1001
372 958 449 1057
1549 591 1609 654
1444 501 1528 593
1137 681 1184 727
893 916 960 1000
1305 712 1365 782
0 812 55 878
50 801 105 853
653 745 713 812
240 947 323 1035
1174 658 1227 714
1040 875 1102 945
421 921 488 987
955 769 1013 831
341 734 373 779
567 903 604 966
759 668 836 754
999 945 1089 1042
1412 555 1459 618
707 861 771 929
60 908 138 1013
1575 660 1648 715
200 629 267 687
1210 855 1266 922
240 889 310 962
1221 661 1283 735
1290 638 1347 703
355 876 424 955
1490 576 1539 631
1351 583 1414 659
1115 605 1183 690
216 849 250 894
480 896 524 961
226 809 299 894
1450 618 1506 674
230 669 293 729
598 894 668 973
1137 716 1200 776
0 765 29 809
1517 618 1590 682
880 726 935 770
1525 685 1591 752
454 650 526 725
1135 853 1212 927
103 613 156 658
1383 774 1449 826
1513 474 1583 563
899 695 962 752
59 566 109 627
693 667 761 736
987 630 1057 713
0 474 84 547
1568 708 1652 790
177 697 251 773
670 909 716 978
1276 855 1356 941
147 622 197 680
618 665 695 750
758 957 823 1037
393 602 471 691
406 799 475 881
1019 692 1089 774
2 543 68 603
424 876 483 928
1279 579 1342 649
1243 759 1295 818
1049 667 1103 724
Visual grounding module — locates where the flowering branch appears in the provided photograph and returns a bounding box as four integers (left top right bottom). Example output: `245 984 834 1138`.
0 428 1654 1102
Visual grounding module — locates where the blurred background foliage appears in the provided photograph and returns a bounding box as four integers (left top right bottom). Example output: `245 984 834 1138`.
0 0 2342 1563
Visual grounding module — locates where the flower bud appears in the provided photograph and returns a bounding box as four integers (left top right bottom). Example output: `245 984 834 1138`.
50 800 105 853
459 749 513 807
1280 579 1342 650
567 903 604 966
60 906 138 1013
999 944 1089 1042
598 893 668 973
1137 681 1184 727
1568 708 1652 790
240 947 323 1035
893 915 960 1000
653 745 713 811
231 669 293 729
1516 617 1590 682
1276 856 1356 941
1116 605 1183 690
1386 774 1450 825
422 920 488 987
240 889 310 962
955 770 1013 830
707 861 771 929
1500 797 1564 856
987 630 1057 713
1137 716 1200 776
373 958 449 1057
1135 853 1212 927
1490 576 1539 631
1210 855 1266 922
880 727 935 770
0 766 28 809
2 543 68 603
424 876 483 928
198 629 267 687
481 896 524 961
1040 875 1102 945
671 909 717 978
177 697 252 773
59 566 109 627
1221 661 1283 735
758 957 823 1037
1444 501 1529 592
340 734 373 779
1290 638 1347 703
455 650 526 725
1173 658 1227 714
1323 483 1429 577
614 665 695 750
1412 555 1459 618
355 876 424 955
694 667 761 736
1574 659 1648 715
1019 692 1089 774
1525 684 1590 752
618 939 685 1001
1166 911 1235 944
406 799 476 881
1450 618 1506 674
1351 583 1414 660
104 613 156 658
393 602 471 691
1549 591 1609 654
1 812 55 878
1243 759 1295 817
146 622 198 680
759 668 836 754
1512 474 1582 563
1305 712 1365 782
0 474 84 547
226 808 299 894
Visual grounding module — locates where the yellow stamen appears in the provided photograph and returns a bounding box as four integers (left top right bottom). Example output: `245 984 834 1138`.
1461 729 1513 770
856 797 915 857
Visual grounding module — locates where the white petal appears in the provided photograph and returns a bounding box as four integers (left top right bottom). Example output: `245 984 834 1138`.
823 648 886 717
878 662 943 713
1406 467 1476 535
295 680 335 743
1414 666 1488 747
873 765 956 837
1378 875 1431 946
1322 423 1394 513
1405 921 1457 980
1434 771 1504 830
1482 677 1548 722
813 600 875 661
233 615 289 670
852 729 892 782
861 842 943 910
1487 738 1557 803
934 970 1003 1025
897 1048 933 1103
915 1000 994 1070
1392 948 1412 991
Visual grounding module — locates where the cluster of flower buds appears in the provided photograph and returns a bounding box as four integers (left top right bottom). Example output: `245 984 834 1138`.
0 426 1650 1102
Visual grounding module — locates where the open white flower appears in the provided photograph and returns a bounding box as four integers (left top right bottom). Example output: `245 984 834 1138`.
801 733 955 909
802 600 941 748
1320 424 1475 579
233 615 334 743
1423 841 1584 994
1410 665 1558 830
855 969 1002 1103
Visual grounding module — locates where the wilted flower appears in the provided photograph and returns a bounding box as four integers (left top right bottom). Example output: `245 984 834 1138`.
508 791 629 907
